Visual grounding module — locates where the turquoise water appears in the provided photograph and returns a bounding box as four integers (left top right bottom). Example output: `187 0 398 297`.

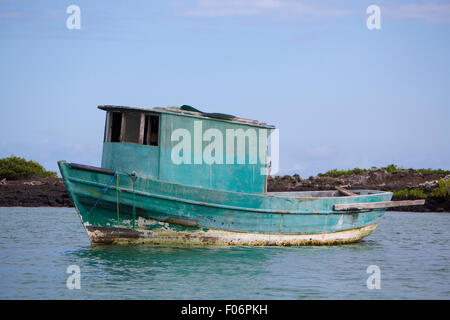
0 207 449 299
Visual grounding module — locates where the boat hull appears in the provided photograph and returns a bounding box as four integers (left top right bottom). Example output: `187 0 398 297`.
83 214 378 245
58 161 391 246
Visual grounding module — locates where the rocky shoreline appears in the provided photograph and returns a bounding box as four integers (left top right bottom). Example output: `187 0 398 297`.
0 178 73 207
0 169 449 212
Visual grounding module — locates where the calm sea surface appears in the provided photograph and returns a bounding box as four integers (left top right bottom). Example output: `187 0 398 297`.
0 207 448 299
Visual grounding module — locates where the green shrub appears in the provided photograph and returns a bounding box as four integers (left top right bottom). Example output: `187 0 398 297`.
416 168 450 175
393 188 427 199
385 164 400 173
318 164 450 178
0 155 57 180
393 179 449 199
393 189 410 198
318 168 369 178
430 179 450 198
408 188 428 198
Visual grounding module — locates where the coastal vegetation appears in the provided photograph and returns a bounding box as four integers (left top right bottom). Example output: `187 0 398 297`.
0 156 57 180
317 164 450 178
393 178 450 199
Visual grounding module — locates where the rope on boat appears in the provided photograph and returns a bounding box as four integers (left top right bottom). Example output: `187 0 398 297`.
85 170 137 236
116 173 120 238
128 171 138 231
86 171 117 218
131 177 136 231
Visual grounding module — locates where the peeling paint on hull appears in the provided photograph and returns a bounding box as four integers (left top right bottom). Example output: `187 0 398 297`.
84 219 378 246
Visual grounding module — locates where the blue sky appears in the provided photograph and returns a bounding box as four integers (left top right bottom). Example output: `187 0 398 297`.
1 0 449 177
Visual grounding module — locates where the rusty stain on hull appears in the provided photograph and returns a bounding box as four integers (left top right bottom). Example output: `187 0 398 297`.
165 217 198 227
85 226 141 244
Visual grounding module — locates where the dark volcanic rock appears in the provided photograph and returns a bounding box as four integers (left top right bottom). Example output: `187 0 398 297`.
0 178 73 207
268 169 447 192
390 195 450 212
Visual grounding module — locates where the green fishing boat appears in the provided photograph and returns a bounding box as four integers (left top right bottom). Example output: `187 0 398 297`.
58 105 424 245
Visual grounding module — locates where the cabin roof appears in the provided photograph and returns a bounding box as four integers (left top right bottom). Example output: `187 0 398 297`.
98 105 275 129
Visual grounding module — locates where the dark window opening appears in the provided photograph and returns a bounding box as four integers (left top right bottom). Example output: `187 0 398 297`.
107 111 159 146
143 115 159 146
123 112 141 143
110 112 122 142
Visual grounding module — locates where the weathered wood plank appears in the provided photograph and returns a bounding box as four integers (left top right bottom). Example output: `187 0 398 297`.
335 186 357 197
105 111 112 142
138 113 145 145
334 200 426 211
119 112 126 142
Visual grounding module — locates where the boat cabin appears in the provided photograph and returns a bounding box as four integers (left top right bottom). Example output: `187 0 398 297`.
99 105 275 194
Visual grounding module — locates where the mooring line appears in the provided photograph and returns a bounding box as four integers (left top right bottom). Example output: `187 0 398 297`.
132 178 136 231
85 171 117 218
116 173 120 238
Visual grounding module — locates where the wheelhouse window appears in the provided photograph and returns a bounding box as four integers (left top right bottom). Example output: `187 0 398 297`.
143 115 159 146
109 112 122 143
124 112 141 143
105 111 159 146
